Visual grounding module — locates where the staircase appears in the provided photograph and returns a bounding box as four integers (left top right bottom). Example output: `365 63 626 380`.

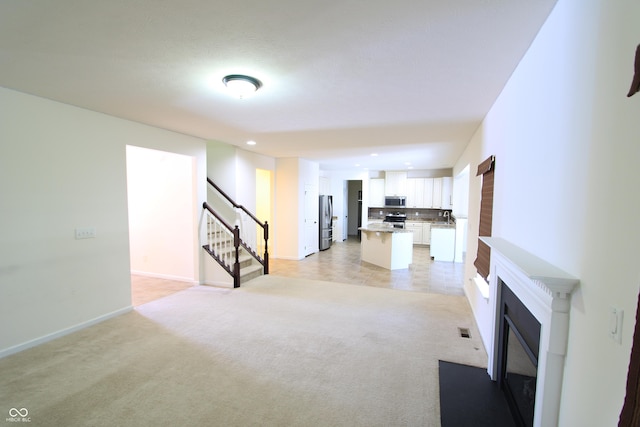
202 178 269 288
202 231 263 284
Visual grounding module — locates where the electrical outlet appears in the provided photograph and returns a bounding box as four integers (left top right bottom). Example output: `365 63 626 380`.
75 227 96 239
609 307 623 344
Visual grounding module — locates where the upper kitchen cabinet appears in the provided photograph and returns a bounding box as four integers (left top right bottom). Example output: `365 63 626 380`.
441 177 453 209
406 178 425 208
384 172 407 196
406 177 445 209
431 178 442 209
383 172 453 209
369 178 385 207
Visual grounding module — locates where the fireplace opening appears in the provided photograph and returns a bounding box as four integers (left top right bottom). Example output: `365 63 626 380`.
497 280 541 427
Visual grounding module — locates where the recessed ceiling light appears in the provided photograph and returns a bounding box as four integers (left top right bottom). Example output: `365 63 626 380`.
355 163 360 167
222 75 262 99
371 153 378 157
246 140 257 146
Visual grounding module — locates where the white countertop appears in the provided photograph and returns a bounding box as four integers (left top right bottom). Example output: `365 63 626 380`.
359 225 412 233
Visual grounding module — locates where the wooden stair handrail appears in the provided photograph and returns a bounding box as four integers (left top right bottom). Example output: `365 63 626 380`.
207 178 265 228
202 201 234 231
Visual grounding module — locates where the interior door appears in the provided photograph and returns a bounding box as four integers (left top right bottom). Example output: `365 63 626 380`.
304 184 317 256
343 181 348 240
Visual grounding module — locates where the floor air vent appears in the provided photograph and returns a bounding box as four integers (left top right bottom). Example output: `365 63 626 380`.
458 327 471 338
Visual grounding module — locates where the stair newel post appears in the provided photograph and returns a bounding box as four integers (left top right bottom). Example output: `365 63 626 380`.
233 225 241 288
207 212 211 251
263 221 269 274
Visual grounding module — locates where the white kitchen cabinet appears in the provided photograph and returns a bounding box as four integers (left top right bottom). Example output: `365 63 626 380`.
385 171 407 196
406 178 426 208
369 178 385 207
406 178 447 209
332 218 341 242
423 178 434 208
405 221 423 244
441 177 453 209
423 222 431 245
406 178 415 207
407 178 438 208
386 174 450 209
406 221 432 245
431 178 442 209
430 227 455 261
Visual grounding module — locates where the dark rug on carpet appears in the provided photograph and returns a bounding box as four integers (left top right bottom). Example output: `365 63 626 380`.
439 360 516 427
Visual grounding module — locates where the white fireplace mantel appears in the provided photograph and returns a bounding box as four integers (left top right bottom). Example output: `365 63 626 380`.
480 237 579 297
480 237 579 427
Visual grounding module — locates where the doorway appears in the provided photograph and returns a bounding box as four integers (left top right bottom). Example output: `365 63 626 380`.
347 180 362 239
125 145 197 283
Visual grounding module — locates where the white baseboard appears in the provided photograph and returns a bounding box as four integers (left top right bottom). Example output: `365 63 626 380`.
0 306 133 359
131 270 198 285
201 279 234 289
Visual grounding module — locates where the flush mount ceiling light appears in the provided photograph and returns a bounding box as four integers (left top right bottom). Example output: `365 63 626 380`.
222 74 262 99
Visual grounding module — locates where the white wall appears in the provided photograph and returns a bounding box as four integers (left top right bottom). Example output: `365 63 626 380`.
206 140 238 196
274 158 319 259
206 140 276 220
274 158 301 259
126 146 197 282
0 87 206 356
237 149 276 211
455 1 640 425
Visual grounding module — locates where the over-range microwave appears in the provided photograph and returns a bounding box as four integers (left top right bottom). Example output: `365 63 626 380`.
385 196 406 208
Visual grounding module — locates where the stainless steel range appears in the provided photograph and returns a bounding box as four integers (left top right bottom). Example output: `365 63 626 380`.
383 212 407 229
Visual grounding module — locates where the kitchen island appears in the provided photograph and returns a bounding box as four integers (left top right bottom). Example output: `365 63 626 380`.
359 224 413 270
430 222 456 262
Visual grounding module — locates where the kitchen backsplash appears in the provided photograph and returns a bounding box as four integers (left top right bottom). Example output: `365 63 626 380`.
368 207 454 221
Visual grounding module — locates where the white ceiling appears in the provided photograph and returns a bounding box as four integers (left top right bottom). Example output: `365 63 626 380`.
0 0 556 171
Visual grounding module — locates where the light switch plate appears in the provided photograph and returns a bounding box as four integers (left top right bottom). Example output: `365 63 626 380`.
609 307 623 344
75 227 96 239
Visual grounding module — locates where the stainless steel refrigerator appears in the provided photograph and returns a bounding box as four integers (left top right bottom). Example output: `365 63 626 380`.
319 195 333 251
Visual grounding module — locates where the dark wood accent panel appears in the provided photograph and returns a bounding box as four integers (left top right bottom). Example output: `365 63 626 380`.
619 292 640 426
474 155 495 281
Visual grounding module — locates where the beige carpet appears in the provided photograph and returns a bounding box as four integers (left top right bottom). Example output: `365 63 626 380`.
0 275 487 427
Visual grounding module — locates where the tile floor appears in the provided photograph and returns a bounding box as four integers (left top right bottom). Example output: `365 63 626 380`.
270 236 465 295
131 274 194 306
132 236 465 306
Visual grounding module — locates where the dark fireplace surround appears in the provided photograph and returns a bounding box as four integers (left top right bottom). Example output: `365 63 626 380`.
480 237 579 427
498 280 541 427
